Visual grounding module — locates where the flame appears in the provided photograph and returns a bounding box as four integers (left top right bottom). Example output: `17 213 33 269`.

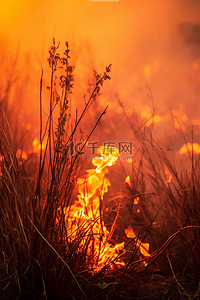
134 197 140 205
125 175 131 186
61 146 125 273
16 149 28 164
179 143 200 155
125 225 150 257
165 169 172 184
126 157 133 164
32 137 47 153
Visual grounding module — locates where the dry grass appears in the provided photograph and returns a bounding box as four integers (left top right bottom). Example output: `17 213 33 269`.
0 39 200 300
116 95 200 298
0 39 113 299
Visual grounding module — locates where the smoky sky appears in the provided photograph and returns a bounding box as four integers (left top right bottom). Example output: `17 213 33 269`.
1 0 200 153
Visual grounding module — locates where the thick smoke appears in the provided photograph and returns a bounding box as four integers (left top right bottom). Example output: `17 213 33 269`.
1 0 200 158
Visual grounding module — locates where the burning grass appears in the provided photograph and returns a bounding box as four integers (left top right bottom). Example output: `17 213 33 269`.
0 40 200 299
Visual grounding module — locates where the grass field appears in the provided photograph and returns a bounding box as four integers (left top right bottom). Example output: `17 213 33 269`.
0 40 200 300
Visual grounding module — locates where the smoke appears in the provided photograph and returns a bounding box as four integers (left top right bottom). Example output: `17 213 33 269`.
1 0 200 155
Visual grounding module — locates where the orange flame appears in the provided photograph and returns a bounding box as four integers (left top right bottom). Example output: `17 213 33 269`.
134 197 140 205
125 225 150 258
165 169 172 185
125 175 131 186
126 157 133 164
16 149 28 161
32 137 47 153
179 143 200 155
62 146 125 273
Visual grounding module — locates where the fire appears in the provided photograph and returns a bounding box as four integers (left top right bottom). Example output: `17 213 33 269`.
179 143 200 155
125 175 131 186
134 197 140 205
62 146 125 273
165 169 172 184
125 225 150 257
16 149 28 164
126 157 133 164
32 137 47 153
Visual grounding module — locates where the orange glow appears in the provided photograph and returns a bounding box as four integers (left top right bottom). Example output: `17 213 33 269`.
26 124 32 131
0 0 29 29
172 107 188 132
141 106 161 126
61 146 125 273
32 137 47 153
125 175 131 186
179 143 200 155
125 225 150 257
144 65 151 81
1 0 199 275
16 149 28 161
134 197 140 205
104 128 111 134
143 61 160 81
126 157 133 164
165 169 172 184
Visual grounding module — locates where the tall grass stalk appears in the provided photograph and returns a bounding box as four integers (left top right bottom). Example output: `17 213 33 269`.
0 39 113 299
118 92 200 292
